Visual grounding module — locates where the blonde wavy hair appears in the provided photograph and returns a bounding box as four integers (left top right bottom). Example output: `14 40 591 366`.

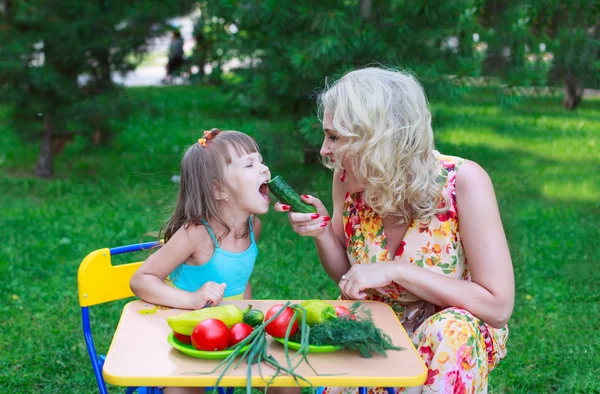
318 67 445 224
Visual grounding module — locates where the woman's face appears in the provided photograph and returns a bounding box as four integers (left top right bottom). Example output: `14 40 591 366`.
320 112 363 193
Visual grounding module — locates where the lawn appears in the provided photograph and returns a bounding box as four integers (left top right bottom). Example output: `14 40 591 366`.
0 85 598 393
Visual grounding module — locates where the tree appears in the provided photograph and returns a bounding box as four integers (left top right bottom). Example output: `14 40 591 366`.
475 0 600 110
528 1 600 110
188 2 233 85
0 0 194 178
196 0 478 159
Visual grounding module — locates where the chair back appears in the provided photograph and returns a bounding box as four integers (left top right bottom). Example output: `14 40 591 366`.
77 241 159 394
78 248 143 307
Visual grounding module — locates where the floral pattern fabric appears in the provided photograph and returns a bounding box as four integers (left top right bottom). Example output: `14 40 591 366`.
324 151 508 394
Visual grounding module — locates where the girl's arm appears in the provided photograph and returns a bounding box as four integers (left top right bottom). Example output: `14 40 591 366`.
340 161 514 328
130 225 224 310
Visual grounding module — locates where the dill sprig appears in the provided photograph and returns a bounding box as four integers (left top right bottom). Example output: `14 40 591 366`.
291 302 404 358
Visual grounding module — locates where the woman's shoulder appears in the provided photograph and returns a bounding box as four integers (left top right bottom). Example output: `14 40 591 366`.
453 159 494 194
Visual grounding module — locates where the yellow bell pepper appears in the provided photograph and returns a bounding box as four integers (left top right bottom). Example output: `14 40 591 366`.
167 304 251 336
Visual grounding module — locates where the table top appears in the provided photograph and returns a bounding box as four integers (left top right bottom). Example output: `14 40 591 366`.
102 300 427 388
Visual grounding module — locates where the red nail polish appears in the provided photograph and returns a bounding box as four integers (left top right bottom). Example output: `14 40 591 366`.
311 213 320 219
302 194 309 199
282 205 290 211
323 216 331 221
320 222 328 227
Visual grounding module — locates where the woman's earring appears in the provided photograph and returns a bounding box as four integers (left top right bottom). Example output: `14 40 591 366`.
225 198 229 202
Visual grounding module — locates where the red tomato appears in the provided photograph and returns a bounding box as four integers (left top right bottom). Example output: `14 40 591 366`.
173 331 192 344
265 304 298 338
191 318 230 351
228 323 254 347
335 305 356 320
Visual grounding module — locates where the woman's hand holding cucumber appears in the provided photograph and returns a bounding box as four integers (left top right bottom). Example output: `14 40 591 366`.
274 194 331 238
269 176 331 238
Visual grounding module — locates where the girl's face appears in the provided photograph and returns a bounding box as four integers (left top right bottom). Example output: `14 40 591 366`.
223 147 271 215
320 112 363 193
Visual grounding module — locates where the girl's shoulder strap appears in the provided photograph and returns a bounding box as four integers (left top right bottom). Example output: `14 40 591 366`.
200 218 219 248
248 216 255 243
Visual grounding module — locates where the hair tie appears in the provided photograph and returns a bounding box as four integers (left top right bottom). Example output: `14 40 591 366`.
198 128 221 147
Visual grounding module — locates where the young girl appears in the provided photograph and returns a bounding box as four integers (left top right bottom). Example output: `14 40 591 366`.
130 128 271 394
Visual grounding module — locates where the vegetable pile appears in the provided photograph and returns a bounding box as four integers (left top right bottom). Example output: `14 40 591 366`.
167 304 257 350
167 301 403 393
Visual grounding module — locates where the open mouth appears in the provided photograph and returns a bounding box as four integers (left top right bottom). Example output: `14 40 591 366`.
259 181 270 201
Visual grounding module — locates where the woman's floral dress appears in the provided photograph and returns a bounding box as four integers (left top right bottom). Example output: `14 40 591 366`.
323 151 509 394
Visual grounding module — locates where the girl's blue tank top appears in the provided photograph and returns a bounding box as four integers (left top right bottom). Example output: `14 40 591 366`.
170 217 257 299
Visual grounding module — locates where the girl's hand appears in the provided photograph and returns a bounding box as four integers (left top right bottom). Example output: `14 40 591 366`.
338 263 398 300
273 195 331 238
191 282 226 309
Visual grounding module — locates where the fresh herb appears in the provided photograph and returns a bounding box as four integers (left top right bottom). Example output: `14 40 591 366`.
291 302 404 358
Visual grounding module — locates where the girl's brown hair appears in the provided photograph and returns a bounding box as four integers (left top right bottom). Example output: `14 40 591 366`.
161 129 260 243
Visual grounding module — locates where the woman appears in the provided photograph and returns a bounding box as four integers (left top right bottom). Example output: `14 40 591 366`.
275 67 514 393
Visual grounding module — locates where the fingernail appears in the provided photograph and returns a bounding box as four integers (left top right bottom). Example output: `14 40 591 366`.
323 216 331 221
311 213 320 219
282 204 290 211
320 222 328 227
302 194 309 199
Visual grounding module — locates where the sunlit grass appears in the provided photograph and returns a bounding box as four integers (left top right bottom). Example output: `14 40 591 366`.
0 86 598 393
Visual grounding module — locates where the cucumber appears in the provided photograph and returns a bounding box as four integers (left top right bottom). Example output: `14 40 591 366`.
268 176 317 213
243 309 265 328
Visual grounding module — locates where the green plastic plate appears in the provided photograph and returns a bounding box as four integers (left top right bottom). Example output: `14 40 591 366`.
272 337 341 353
168 332 249 359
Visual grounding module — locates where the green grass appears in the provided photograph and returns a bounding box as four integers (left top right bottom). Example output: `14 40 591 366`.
0 85 598 393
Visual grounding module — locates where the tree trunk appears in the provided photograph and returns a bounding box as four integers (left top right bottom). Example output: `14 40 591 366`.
36 114 54 178
359 0 372 22
563 72 583 110
3 0 13 20
96 48 113 91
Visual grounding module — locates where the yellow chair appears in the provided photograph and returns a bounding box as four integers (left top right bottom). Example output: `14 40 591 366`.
78 241 160 394
78 241 234 394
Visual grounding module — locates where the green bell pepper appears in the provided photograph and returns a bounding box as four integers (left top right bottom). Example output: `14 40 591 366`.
299 299 338 327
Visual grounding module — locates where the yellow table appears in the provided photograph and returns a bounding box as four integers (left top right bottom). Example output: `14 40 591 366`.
102 300 427 389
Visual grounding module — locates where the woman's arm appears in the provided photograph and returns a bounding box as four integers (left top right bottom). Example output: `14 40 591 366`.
273 169 350 283
340 162 514 328
130 225 225 310
312 169 351 283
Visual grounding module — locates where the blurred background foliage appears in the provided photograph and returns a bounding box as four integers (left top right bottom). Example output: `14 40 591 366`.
1 0 599 177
